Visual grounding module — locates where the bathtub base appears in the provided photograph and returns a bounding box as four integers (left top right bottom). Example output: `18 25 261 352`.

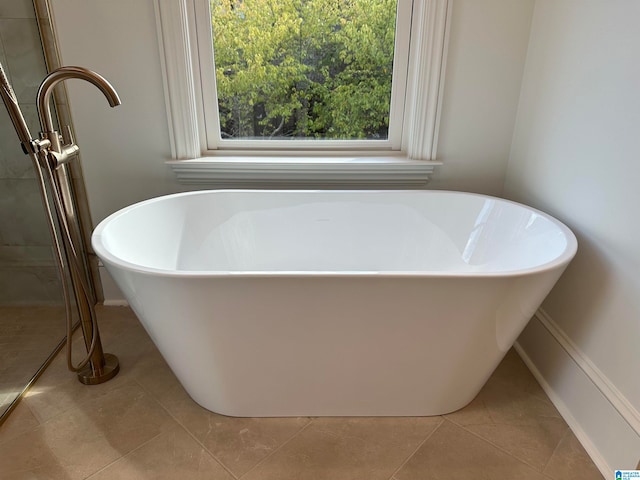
114 274 545 417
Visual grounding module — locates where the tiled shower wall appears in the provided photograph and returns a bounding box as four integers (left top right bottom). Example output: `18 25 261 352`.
0 0 61 304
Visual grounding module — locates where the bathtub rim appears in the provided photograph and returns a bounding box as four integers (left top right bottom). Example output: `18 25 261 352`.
91 189 578 279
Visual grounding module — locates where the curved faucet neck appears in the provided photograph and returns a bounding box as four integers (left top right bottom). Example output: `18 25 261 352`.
37 66 121 135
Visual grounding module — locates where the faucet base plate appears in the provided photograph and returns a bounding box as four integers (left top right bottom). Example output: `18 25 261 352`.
77 353 120 385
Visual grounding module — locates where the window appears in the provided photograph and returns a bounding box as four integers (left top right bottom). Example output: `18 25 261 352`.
207 0 408 148
154 0 450 187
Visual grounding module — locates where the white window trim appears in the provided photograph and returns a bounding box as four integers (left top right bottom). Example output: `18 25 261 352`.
154 0 450 188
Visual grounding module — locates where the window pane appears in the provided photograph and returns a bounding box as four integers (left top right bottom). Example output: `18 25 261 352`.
210 0 398 141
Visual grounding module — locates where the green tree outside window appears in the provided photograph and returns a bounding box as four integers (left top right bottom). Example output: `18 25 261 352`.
211 0 398 140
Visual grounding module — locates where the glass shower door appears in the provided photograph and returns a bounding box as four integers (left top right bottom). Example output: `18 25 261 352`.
0 0 66 418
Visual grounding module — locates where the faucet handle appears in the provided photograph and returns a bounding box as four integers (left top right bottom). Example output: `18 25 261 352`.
44 124 80 168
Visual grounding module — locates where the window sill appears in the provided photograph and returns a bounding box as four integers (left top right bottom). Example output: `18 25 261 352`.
166 156 441 188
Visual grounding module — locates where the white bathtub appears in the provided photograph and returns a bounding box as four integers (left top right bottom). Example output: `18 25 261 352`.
92 190 577 417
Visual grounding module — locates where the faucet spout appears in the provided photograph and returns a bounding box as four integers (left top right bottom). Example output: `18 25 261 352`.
37 66 121 135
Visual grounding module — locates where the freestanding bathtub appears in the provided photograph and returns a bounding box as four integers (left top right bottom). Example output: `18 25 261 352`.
92 190 577 417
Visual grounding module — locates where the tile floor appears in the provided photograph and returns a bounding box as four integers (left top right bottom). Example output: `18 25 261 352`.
0 306 603 479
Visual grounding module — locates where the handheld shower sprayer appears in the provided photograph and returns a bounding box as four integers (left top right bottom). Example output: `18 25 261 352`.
0 62 36 155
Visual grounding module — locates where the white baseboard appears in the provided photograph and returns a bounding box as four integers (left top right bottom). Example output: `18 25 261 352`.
534 309 640 435
516 310 640 477
98 266 128 306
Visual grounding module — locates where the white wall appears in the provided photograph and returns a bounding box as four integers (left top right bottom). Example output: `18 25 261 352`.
48 0 534 225
432 0 534 194
505 0 640 472
49 0 181 224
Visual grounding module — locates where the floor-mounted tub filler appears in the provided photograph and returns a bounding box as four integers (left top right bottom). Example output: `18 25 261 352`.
92 190 577 417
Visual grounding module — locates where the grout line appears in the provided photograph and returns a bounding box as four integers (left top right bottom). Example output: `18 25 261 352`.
132 377 241 480
175 422 240 480
515 342 611 478
444 417 564 478
21 394 42 429
540 427 569 475
237 418 315 479
83 431 165 480
0 402 43 446
387 416 445 480
481 395 499 426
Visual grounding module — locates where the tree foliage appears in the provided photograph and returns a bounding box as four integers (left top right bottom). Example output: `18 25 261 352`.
210 0 397 140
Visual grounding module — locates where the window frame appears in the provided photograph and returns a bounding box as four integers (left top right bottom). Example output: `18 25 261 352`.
154 0 450 187
197 0 412 152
